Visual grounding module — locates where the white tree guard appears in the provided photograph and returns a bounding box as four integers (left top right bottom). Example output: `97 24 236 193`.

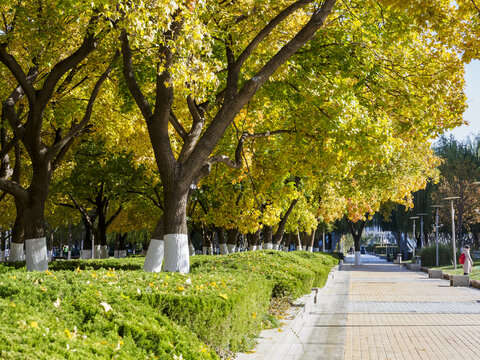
227 244 236 253
80 250 92 259
202 246 208 255
9 242 24 262
314 247 319 252
307 246 313 252
94 245 101 259
163 234 189 273
189 244 196 256
264 243 273 250
219 243 228 255
100 245 109 259
355 251 362 266
143 239 164 273
25 237 48 271
249 245 257 251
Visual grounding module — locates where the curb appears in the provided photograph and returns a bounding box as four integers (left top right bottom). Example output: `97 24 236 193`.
235 265 338 359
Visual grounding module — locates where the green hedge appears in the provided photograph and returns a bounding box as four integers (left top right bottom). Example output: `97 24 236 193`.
0 250 337 359
419 244 454 267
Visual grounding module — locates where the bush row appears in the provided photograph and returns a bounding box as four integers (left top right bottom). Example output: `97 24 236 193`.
0 251 338 359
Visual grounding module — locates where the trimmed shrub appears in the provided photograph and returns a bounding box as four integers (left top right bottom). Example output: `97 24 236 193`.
0 251 337 359
419 243 454 267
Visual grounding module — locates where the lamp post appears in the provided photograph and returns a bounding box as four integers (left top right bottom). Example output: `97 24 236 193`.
417 213 428 249
409 216 419 261
443 196 460 270
431 205 443 267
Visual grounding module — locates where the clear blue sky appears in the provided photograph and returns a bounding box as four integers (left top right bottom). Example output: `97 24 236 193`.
443 60 480 140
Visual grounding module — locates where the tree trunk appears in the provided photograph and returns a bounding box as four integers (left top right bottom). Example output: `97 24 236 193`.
283 233 292 252
143 216 165 272
227 228 238 253
307 229 316 252
217 227 228 255
0 229 5 262
347 218 367 266
162 185 189 272
263 226 274 249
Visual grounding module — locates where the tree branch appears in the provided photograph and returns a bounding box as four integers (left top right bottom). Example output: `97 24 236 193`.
106 202 123 228
178 95 206 163
120 29 153 121
0 46 37 104
0 178 28 204
49 50 120 165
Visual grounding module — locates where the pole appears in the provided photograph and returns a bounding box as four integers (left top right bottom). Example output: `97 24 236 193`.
322 232 325 252
451 200 457 269
412 220 416 260
435 208 439 267
420 216 424 248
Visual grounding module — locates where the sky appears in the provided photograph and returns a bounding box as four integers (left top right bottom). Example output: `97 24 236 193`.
443 60 480 141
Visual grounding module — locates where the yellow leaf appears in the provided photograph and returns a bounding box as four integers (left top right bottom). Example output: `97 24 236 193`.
219 293 228 299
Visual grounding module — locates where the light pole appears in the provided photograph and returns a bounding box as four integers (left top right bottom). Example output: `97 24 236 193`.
431 205 443 267
417 213 428 249
443 196 460 270
409 216 419 262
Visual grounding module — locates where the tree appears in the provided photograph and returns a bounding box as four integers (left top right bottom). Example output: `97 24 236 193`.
118 0 337 272
0 2 117 270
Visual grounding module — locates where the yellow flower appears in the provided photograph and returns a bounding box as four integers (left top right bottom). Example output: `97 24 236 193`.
30 321 39 328
177 286 185 291
200 347 208 353
210 282 217 287
75 267 82 273
165 275 170 279
120 293 130 299
252 312 256 319
40 286 47 292
219 293 228 300
91 273 97 278
65 328 72 338
45 270 53 276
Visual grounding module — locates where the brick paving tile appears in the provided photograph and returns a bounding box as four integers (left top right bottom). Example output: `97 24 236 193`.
343 256 480 360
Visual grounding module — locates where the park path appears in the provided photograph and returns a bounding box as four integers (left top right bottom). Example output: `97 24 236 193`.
236 254 480 360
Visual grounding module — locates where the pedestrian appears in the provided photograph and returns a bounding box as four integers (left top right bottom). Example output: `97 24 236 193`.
462 245 474 276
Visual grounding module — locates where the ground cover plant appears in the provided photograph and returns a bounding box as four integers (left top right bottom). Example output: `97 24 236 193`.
0 251 337 359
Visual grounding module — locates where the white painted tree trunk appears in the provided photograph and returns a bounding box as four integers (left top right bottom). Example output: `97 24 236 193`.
94 245 101 259
0 250 4 262
143 239 164 272
100 246 108 259
272 244 279 250
227 244 236 253
307 246 313 252
314 247 319 252
67 251 71 260
249 245 257 251
25 238 48 271
9 243 24 262
114 250 127 258
80 250 92 259
219 243 228 255
297 245 302 251
189 244 195 256
355 251 362 266
163 234 189 273
283 246 289 252
202 246 208 255
264 243 273 250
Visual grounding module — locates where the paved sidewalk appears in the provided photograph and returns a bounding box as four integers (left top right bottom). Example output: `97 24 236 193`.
237 254 480 360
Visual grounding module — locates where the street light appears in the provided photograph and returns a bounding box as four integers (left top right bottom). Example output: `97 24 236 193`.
409 216 419 261
443 196 460 269
431 205 443 267
417 213 428 248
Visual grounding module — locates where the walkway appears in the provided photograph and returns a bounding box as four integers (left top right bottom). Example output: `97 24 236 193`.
236 254 480 359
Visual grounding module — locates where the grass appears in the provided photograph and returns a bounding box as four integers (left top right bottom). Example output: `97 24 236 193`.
0 250 338 359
